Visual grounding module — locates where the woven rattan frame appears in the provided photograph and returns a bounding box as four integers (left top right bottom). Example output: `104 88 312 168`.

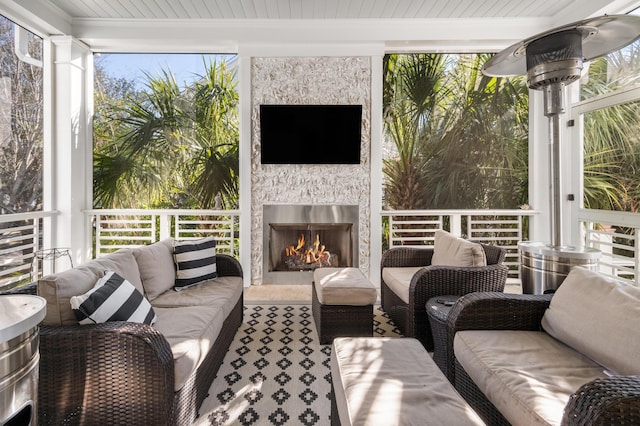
380 243 507 351
312 283 373 345
3 253 243 425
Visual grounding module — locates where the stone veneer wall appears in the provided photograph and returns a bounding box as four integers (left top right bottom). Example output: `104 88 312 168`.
251 56 372 285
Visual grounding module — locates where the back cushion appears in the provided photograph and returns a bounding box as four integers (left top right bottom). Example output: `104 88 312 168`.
431 230 487 267
133 238 176 301
541 267 640 376
39 249 142 326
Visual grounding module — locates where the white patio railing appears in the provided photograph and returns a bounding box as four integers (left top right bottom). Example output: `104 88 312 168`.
3 208 636 290
85 209 240 258
381 209 538 280
0 210 58 290
579 209 639 286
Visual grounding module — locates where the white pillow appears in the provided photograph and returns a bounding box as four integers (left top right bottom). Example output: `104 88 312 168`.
541 266 640 376
431 230 487 267
173 237 217 291
70 270 157 325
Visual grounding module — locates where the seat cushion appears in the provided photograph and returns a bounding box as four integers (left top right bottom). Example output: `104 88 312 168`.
541 266 640 376
454 330 607 426
313 267 376 305
331 337 484 426
133 238 176 301
150 276 243 318
381 267 423 304
153 305 226 391
431 230 486 267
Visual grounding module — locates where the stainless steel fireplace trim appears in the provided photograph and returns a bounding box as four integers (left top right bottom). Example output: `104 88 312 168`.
262 204 359 284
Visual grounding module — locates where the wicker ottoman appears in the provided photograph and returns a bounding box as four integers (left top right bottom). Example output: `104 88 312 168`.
312 267 377 345
330 337 485 426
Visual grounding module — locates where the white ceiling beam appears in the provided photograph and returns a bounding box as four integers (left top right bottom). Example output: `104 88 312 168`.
73 16 552 52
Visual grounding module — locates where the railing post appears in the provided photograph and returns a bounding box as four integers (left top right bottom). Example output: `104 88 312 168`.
159 213 171 241
635 230 640 286
95 214 102 256
450 214 462 236
33 218 40 279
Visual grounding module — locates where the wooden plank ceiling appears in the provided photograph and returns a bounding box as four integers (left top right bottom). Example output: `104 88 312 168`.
48 0 594 20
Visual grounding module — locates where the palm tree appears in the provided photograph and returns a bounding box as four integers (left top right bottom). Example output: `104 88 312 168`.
581 40 640 213
382 53 529 210
93 58 239 209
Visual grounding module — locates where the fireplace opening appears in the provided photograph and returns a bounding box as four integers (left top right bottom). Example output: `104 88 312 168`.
269 223 353 272
262 204 359 284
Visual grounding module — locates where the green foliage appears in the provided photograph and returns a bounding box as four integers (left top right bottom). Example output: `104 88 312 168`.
581 41 640 213
382 53 529 210
93 57 239 209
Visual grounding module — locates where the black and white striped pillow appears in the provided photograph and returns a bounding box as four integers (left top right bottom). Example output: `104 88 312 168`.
70 270 157 325
173 236 217 290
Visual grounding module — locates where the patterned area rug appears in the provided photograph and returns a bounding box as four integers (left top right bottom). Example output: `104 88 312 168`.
194 305 402 426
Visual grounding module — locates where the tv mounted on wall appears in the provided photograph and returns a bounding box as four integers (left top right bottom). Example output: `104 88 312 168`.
260 104 362 164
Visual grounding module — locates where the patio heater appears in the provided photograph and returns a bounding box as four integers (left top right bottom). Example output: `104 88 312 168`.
482 15 640 294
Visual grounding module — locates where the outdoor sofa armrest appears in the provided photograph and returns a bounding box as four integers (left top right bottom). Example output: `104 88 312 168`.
216 253 243 277
380 246 434 268
406 264 509 340
38 321 175 425
447 291 552 333
562 375 640 425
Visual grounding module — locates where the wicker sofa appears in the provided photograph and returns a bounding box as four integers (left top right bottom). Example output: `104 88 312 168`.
381 230 508 350
448 267 640 426
5 238 243 425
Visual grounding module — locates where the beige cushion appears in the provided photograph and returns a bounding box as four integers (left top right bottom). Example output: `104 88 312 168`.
153 306 225 391
541 266 640 376
454 330 607 426
431 230 486 267
381 267 423 304
39 250 142 326
133 238 176 301
313 267 376 306
150 276 243 318
331 337 485 426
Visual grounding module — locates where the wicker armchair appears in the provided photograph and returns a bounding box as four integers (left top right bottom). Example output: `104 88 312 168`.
1 254 243 426
380 243 508 351
447 292 640 426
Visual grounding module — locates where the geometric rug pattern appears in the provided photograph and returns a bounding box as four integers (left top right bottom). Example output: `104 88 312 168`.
195 305 403 425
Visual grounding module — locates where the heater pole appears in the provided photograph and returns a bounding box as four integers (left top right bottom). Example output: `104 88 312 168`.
543 82 565 248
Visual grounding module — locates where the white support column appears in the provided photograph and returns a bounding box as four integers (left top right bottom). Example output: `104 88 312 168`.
50 36 93 267
565 83 583 247
528 89 551 243
369 55 384 286
238 54 252 287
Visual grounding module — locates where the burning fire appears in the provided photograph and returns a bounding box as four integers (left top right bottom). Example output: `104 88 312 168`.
285 233 332 266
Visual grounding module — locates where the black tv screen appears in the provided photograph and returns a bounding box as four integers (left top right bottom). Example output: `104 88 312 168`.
260 104 362 164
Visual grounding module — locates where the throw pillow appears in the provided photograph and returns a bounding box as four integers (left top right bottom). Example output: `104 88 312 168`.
70 270 157 325
173 236 217 291
431 230 487 267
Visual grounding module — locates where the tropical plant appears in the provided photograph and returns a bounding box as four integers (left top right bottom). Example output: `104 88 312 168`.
382 53 529 210
93 58 239 209
581 40 640 213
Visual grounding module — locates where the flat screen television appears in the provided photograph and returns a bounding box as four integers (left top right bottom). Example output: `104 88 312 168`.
260 104 362 164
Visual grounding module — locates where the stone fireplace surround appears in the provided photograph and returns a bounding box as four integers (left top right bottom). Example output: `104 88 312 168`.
250 56 372 285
